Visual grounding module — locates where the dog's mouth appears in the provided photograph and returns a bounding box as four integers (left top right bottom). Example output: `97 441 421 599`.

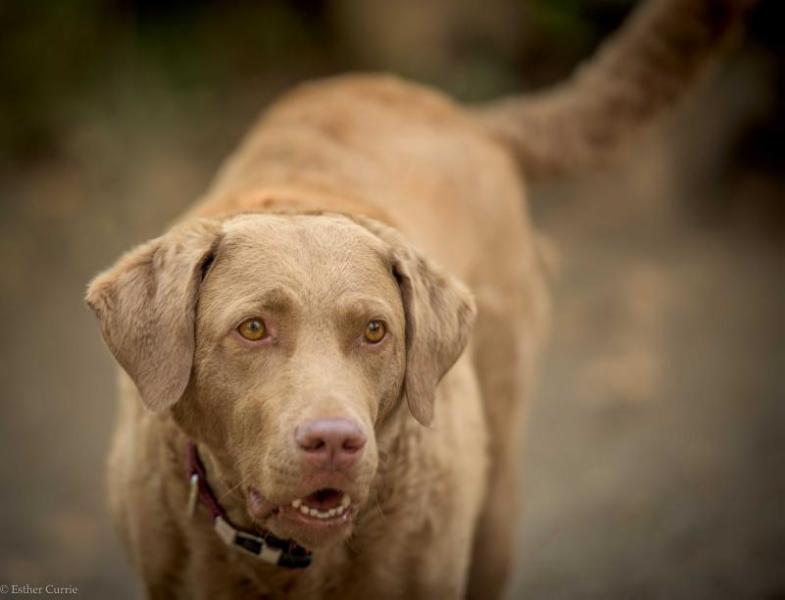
288 488 352 520
248 486 357 544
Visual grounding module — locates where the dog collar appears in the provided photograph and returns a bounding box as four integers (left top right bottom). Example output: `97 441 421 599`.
186 441 312 569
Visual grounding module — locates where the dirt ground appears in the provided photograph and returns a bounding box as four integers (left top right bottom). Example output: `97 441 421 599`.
517 142 785 598
0 9 782 599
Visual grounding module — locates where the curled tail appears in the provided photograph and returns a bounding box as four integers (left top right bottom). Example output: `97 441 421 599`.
476 0 756 179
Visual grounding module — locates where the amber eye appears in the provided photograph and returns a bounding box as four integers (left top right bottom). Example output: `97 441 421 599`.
237 317 267 341
364 320 386 344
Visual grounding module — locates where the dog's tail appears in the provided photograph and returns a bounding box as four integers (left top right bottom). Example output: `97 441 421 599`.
475 0 755 179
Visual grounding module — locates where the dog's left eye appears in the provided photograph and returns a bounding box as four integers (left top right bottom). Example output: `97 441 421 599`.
237 317 267 341
364 320 386 344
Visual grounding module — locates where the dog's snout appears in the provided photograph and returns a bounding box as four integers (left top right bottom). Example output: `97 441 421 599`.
295 419 366 469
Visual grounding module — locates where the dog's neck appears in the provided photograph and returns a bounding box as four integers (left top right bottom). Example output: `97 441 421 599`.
155 391 434 595
187 184 396 227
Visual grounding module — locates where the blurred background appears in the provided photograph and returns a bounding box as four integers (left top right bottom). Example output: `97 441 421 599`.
0 0 782 598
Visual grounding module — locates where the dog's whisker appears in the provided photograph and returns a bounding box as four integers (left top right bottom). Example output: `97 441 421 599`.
218 481 244 503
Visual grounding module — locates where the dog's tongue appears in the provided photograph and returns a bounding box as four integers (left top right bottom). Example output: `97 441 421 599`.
303 488 343 510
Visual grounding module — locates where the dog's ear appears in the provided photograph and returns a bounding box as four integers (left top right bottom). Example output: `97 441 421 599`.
85 219 222 412
355 217 476 425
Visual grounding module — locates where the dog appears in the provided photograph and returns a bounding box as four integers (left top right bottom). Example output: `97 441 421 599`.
86 0 751 597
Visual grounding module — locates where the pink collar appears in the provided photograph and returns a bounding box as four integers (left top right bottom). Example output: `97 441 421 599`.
186 441 312 569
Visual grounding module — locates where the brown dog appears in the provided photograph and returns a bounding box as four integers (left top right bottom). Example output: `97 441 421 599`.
86 1 750 597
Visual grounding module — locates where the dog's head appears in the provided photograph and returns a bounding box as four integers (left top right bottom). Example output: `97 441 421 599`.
86 213 475 548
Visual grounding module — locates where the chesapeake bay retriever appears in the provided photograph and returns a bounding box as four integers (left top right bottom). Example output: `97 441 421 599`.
86 0 751 597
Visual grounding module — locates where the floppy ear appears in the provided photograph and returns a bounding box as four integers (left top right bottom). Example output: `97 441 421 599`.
85 219 222 412
355 217 477 425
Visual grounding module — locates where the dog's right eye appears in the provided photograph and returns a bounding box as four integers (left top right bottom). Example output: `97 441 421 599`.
237 317 267 341
363 320 386 344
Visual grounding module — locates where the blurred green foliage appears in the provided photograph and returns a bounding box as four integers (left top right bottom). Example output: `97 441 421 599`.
0 1 338 161
0 2 118 158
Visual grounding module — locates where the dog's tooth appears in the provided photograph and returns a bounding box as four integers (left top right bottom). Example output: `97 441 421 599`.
340 494 351 508
328 508 337 517
292 498 302 508
299 505 310 515
309 508 318 517
335 505 345 515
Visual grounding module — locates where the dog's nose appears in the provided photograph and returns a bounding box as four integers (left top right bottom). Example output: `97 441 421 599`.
294 419 366 470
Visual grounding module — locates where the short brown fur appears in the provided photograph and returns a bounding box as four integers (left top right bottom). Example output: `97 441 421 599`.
86 0 751 597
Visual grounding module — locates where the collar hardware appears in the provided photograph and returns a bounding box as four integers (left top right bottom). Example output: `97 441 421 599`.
187 473 199 518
